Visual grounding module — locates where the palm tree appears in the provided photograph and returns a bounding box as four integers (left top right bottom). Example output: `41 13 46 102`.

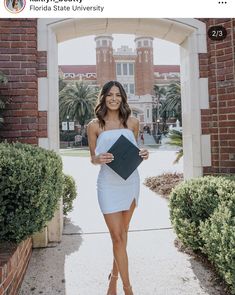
59 77 66 92
160 81 181 125
166 129 183 164
59 81 98 134
153 85 166 117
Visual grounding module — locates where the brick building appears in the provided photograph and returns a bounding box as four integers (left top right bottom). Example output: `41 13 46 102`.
59 35 180 131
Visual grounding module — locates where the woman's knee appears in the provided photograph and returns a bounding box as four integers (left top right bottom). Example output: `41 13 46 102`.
110 229 127 246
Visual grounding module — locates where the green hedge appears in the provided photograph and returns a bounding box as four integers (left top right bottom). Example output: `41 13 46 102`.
62 174 77 215
0 142 64 244
200 199 235 294
169 176 235 294
169 176 235 250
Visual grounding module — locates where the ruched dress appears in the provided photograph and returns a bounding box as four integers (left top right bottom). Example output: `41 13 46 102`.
95 128 140 214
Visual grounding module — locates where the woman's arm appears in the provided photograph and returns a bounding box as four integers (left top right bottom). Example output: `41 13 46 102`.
87 120 99 165
132 117 140 142
87 120 114 165
130 116 149 160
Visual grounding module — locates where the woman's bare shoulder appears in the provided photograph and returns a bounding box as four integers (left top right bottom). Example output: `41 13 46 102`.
87 118 100 132
128 116 139 128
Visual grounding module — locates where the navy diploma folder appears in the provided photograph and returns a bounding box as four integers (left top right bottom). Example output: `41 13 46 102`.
106 134 143 180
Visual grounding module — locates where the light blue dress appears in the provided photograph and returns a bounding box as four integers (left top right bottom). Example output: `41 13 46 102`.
95 128 140 214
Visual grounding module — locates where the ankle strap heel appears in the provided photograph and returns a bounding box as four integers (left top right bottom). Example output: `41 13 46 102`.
108 271 118 281
123 285 132 290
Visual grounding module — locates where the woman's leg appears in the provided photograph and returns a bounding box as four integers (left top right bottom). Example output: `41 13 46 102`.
112 199 136 276
104 199 136 294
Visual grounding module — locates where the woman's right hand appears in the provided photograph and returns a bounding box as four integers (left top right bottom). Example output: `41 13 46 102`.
92 153 114 165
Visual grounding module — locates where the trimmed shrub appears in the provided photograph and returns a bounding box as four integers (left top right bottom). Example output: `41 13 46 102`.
0 142 63 244
200 199 235 294
62 174 77 215
169 176 235 250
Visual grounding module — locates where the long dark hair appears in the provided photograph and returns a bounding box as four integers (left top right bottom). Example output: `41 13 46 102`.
95 81 131 129
12 0 18 8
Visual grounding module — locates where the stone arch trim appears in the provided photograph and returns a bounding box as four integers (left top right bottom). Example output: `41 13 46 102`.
37 18 209 179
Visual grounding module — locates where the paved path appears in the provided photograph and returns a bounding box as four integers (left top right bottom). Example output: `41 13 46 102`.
142 133 156 145
19 151 225 295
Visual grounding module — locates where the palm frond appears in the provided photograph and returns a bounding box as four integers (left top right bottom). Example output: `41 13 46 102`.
59 81 99 126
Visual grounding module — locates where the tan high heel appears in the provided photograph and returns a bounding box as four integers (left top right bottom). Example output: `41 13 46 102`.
123 285 133 294
108 271 118 281
107 271 118 295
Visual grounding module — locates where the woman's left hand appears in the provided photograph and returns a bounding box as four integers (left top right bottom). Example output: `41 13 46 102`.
139 149 149 160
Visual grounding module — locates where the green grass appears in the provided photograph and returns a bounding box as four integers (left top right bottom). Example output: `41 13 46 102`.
59 149 90 157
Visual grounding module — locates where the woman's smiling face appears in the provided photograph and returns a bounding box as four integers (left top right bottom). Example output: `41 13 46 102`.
105 86 122 111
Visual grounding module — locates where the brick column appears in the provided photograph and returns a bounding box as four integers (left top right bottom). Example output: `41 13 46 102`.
0 19 48 144
134 36 154 96
199 19 235 174
95 35 116 87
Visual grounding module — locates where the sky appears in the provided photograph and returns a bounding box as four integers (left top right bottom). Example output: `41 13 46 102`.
58 34 180 65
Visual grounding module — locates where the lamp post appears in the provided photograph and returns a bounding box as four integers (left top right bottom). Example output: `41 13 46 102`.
152 94 160 136
156 119 160 134
66 115 69 147
156 119 160 143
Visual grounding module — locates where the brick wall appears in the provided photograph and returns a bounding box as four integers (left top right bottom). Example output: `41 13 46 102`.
0 238 32 295
0 19 47 144
199 18 235 174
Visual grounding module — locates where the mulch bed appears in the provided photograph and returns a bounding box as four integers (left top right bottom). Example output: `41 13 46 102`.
143 172 184 198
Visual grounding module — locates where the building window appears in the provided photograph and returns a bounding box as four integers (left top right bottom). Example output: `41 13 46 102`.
116 63 134 76
64 73 75 78
129 83 135 94
147 108 150 118
138 41 141 47
116 63 121 75
144 40 149 47
123 63 128 75
97 40 100 47
102 40 107 46
123 84 128 93
129 63 134 75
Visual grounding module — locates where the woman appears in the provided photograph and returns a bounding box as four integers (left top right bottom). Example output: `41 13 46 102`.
87 81 149 295
11 0 21 11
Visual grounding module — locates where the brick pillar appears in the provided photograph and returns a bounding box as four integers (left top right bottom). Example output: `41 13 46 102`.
134 36 154 95
95 35 116 87
199 18 235 174
0 19 48 143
